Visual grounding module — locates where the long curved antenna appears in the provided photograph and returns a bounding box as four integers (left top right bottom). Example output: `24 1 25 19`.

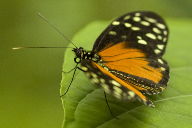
37 12 77 48
12 46 73 50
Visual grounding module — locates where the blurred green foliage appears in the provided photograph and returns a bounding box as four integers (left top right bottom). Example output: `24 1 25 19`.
0 0 192 128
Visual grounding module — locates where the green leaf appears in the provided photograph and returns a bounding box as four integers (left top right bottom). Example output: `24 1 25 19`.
60 19 192 128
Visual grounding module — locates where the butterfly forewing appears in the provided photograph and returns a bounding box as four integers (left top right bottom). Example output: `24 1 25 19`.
92 11 169 57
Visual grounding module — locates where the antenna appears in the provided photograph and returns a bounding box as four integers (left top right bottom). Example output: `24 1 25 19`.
12 46 73 50
37 12 77 48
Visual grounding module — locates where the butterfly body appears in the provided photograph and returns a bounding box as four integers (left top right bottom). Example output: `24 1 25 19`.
71 11 170 107
73 47 100 63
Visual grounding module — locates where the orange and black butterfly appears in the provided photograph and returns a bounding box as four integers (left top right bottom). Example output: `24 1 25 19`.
70 11 169 107
13 11 169 107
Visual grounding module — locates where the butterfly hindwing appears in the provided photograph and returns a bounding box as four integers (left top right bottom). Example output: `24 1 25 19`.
80 60 154 107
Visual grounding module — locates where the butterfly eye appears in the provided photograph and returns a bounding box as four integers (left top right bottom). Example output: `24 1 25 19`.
74 57 81 63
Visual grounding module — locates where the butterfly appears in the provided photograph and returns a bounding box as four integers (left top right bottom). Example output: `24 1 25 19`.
67 11 170 107
12 11 169 107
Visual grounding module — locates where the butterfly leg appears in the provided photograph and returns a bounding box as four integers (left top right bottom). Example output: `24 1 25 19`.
62 65 87 74
62 67 77 73
60 65 89 97
60 64 78 97
104 91 119 119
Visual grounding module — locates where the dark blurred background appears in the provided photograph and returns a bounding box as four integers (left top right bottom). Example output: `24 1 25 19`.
0 0 192 128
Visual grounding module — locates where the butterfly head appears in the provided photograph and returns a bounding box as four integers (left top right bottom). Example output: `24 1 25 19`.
72 47 84 58
72 47 101 63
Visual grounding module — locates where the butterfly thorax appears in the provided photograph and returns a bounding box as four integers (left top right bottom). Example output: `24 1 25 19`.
72 47 101 63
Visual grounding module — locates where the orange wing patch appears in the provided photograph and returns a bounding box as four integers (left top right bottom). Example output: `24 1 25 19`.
98 42 163 84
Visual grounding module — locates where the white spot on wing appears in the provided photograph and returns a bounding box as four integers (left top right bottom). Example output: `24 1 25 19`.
114 91 121 99
144 17 157 23
91 73 97 78
137 36 142 40
158 58 164 64
135 13 141 16
108 31 117 35
104 67 109 71
113 86 122 94
161 67 166 71
154 49 161 54
121 35 127 39
153 27 161 34
157 44 164 50
140 21 150 26
91 78 99 84
124 23 132 27
113 86 122 99
111 80 121 87
163 37 167 42
133 16 141 22
128 91 135 97
100 78 105 83
112 21 120 25
138 40 147 45
124 15 131 20
137 36 148 45
131 26 140 31
163 30 168 35
157 23 166 29
146 33 156 40
102 84 110 93
157 35 162 40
